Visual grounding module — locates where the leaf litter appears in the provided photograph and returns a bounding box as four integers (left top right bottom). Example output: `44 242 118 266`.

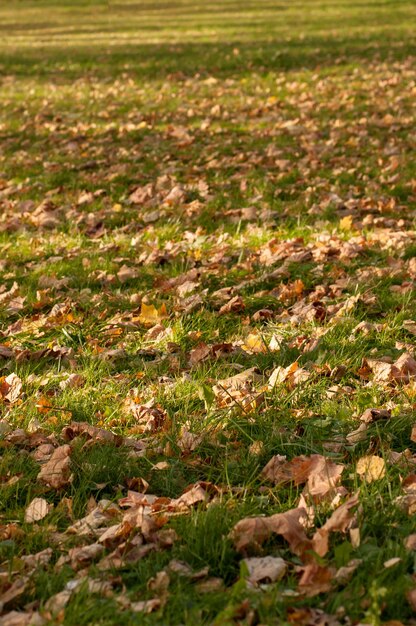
1 0 416 623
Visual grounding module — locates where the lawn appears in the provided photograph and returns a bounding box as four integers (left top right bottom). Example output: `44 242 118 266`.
1 0 416 624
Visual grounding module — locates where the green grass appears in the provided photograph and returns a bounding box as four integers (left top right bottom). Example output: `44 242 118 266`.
1 0 416 624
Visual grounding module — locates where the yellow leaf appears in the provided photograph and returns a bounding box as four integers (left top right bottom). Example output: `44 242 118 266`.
356 455 386 483
243 333 267 354
339 215 353 231
138 302 167 326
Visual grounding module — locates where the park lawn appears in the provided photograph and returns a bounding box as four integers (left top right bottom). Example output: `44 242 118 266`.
1 0 416 623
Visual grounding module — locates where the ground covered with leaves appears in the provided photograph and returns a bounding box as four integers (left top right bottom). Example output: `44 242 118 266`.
1 1 416 624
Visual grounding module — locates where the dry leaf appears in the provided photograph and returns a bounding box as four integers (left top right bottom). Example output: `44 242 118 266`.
231 507 312 557
312 492 359 557
262 454 344 502
403 320 416 336
59 374 85 390
171 482 218 509
334 558 362 584
243 556 287 584
0 611 43 626
218 295 245 315
130 599 161 613
0 576 29 611
407 588 416 612
195 577 224 593
24 497 52 523
242 333 268 354
405 534 416 550
298 562 334 597
356 455 386 483
138 302 167 326
268 361 310 389
0 373 23 403
37 444 72 488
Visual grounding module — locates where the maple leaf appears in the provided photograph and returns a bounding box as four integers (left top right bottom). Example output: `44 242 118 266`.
138 302 168 326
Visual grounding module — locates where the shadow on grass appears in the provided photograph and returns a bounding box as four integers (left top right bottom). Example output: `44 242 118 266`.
1 34 415 82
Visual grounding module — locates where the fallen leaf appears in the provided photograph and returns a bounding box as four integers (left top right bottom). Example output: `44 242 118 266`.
0 373 23 403
312 492 359 557
59 374 85 390
242 332 268 354
24 497 52 523
37 444 72 488
138 302 167 326
405 534 416 550
334 558 362 584
195 577 224 593
268 361 310 389
231 507 312 557
130 599 161 613
403 320 416 336
0 576 29 611
262 454 344 502
356 455 386 483
298 562 334 597
243 556 287 584
218 295 245 315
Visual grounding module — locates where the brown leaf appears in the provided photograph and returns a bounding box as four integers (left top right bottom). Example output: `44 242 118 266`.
407 588 416 611
127 400 168 433
21 547 53 571
0 576 29 610
218 295 245 315
117 264 139 283
262 454 344 502
61 421 121 445
148 570 170 595
67 543 105 569
334 558 362 584
195 577 224 593
403 320 416 336
360 408 391 423
298 562 333 597
188 342 212 366
405 534 416 550
312 492 359 557
168 560 209 580
171 482 218 509
37 444 72 489
362 353 416 385
59 374 85 390
231 507 312 557
66 500 121 536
